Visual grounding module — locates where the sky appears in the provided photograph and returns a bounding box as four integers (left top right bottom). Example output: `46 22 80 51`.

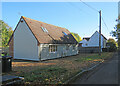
2 2 118 40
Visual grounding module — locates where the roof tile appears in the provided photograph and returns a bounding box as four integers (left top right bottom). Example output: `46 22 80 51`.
22 16 77 44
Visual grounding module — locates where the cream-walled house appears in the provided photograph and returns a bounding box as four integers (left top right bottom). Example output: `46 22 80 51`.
8 16 78 61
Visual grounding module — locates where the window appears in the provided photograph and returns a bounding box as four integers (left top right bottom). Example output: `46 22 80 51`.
66 45 70 50
73 45 76 50
49 45 57 53
85 43 88 46
41 27 48 33
62 31 67 36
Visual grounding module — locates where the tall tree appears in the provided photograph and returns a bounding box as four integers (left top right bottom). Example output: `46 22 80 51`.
71 32 82 43
111 16 120 48
0 20 13 47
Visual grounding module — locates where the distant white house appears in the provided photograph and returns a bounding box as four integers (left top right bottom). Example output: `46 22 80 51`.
79 31 107 49
8 16 78 61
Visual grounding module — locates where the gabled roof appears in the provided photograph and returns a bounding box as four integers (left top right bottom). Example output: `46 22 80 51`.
8 16 78 44
96 31 107 40
82 31 107 41
83 37 90 41
101 34 107 40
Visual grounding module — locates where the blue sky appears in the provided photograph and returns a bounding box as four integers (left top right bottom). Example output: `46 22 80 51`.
2 2 118 39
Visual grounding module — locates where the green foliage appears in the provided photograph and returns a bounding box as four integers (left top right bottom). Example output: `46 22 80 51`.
111 19 120 48
111 24 120 38
107 38 116 44
74 52 113 62
0 20 13 47
71 32 82 43
107 38 117 51
20 67 68 84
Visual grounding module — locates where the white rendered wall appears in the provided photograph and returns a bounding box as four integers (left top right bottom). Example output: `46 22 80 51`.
80 31 106 48
38 44 78 60
14 18 39 61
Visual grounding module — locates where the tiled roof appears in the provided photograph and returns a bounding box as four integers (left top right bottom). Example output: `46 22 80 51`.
9 16 78 44
83 37 90 41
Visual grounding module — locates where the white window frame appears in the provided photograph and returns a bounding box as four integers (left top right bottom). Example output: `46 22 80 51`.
41 27 48 33
49 45 57 53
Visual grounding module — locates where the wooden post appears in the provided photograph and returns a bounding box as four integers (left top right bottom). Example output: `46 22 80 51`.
99 10 101 56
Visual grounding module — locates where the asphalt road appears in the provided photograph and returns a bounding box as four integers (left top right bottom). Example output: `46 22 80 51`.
72 52 119 84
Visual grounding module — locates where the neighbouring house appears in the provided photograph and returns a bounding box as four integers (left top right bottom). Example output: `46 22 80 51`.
79 31 107 53
8 16 78 61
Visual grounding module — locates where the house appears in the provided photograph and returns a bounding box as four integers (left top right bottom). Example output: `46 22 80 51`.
8 16 78 61
79 31 107 53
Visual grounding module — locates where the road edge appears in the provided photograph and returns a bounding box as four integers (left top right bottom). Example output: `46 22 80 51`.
64 61 103 84
64 52 117 84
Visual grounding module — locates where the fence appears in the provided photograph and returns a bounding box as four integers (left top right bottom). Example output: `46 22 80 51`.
78 47 99 53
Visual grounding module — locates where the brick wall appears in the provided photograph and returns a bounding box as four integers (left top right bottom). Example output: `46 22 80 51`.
9 37 14 57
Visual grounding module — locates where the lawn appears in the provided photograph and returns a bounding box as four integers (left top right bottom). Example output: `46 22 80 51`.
5 52 114 85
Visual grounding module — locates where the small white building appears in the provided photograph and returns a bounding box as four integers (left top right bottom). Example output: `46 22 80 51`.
8 16 78 61
79 31 107 50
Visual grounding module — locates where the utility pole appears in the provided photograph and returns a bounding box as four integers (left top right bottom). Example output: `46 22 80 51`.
99 10 101 56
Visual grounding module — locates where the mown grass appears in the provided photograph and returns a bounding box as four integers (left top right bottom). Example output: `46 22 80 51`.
74 52 113 62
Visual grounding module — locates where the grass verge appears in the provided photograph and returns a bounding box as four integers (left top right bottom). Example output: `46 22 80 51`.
6 52 114 85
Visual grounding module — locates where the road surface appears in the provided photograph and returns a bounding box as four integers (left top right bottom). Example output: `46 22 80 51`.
72 52 119 84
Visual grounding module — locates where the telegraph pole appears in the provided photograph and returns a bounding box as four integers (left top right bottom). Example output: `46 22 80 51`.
99 10 101 56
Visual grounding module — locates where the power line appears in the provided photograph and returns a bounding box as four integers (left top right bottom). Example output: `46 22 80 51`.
102 17 110 32
67 1 100 36
67 2 93 16
80 0 99 13
67 2 99 33
90 25 99 33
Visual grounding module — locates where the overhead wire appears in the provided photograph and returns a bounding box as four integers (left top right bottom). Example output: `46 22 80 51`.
67 1 110 35
79 0 100 33
67 2 94 16
102 16 111 32
80 0 111 35
80 0 99 13
90 25 99 33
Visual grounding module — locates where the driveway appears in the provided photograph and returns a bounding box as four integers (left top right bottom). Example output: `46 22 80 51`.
72 52 119 84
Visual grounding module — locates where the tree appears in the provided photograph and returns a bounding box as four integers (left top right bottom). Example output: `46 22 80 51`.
71 32 82 43
0 20 13 47
107 38 117 52
111 16 120 49
107 38 116 45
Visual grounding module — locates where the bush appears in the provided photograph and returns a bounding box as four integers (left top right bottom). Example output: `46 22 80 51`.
1 52 8 56
102 48 107 52
106 42 117 52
